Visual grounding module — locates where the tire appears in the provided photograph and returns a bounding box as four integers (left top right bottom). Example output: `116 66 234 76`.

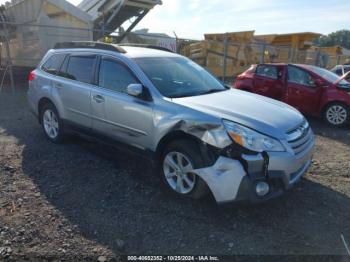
160 139 210 200
323 103 350 127
40 102 65 143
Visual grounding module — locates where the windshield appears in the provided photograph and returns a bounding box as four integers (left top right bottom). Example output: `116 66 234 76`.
134 57 226 98
307 66 349 86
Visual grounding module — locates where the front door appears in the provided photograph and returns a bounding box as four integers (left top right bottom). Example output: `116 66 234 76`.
91 56 154 150
286 65 322 115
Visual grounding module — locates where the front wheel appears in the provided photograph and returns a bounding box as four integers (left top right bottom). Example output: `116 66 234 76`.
160 140 209 200
324 103 350 127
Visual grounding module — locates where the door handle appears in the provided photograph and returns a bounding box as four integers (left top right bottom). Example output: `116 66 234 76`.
93 95 105 103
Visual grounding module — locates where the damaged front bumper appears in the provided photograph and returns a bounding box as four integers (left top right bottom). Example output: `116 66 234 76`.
191 136 315 204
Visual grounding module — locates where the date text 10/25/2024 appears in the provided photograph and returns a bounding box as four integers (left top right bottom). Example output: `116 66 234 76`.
127 256 220 261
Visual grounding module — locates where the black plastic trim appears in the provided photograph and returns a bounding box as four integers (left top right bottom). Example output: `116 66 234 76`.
62 120 155 162
54 42 127 53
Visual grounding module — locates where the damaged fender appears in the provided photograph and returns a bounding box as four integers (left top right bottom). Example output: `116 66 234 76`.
171 119 232 148
153 108 233 151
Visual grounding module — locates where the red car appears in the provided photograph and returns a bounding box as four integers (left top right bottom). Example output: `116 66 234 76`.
234 64 350 126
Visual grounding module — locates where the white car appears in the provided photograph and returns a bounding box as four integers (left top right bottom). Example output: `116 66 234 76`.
331 64 350 76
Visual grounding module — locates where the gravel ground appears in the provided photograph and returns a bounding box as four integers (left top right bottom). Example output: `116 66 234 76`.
0 93 350 260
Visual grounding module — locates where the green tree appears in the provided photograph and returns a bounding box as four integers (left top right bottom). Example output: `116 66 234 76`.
315 30 350 49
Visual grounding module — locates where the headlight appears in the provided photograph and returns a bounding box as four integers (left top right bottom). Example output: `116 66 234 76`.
223 120 285 152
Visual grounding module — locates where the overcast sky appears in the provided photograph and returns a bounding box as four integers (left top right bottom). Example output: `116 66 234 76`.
1 0 349 39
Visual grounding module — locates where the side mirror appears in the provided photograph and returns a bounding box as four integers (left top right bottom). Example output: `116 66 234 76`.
314 79 328 88
127 84 143 97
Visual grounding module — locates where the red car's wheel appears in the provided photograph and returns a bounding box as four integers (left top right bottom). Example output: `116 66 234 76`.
324 103 350 127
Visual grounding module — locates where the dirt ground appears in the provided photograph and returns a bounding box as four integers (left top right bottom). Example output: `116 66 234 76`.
0 92 350 260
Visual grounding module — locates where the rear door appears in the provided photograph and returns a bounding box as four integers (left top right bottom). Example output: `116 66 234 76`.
90 56 154 150
36 52 66 94
31 52 66 111
254 65 284 100
54 54 97 128
286 65 322 115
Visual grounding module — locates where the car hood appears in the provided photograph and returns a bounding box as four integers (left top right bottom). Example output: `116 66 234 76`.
172 89 304 139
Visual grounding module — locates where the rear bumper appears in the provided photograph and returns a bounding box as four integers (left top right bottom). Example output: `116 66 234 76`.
192 134 315 204
27 87 38 118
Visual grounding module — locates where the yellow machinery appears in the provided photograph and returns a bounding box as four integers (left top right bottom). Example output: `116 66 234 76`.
180 31 324 78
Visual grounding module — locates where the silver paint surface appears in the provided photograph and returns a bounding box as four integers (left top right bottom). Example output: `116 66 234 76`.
28 46 315 203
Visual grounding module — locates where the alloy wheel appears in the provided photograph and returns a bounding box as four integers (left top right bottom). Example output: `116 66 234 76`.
43 109 59 139
326 105 348 125
163 151 196 194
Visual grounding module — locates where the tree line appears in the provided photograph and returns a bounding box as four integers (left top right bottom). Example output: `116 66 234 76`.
315 30 350 49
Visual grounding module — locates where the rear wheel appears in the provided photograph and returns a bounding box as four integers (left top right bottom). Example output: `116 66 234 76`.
160 140 209 199
324 103 349 127
41 103 65 143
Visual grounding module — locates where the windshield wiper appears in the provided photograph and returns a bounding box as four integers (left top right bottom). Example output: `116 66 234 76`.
170 89 226 98
170 93 197 98
199 89 226 96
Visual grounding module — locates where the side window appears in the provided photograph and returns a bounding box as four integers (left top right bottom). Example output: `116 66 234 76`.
256 65 278 79
287 66 315 87
58 56 69 78
41 54 66 75
335 69 343 76
98 59 139 94
65 56 96 84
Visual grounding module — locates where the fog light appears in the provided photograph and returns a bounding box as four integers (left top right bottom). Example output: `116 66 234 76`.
256 182 270 197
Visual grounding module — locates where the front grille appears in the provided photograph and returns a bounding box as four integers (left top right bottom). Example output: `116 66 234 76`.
286 121 313 155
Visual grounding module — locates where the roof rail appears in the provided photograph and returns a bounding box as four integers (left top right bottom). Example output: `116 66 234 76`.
54 41 126 53
119 43 174 53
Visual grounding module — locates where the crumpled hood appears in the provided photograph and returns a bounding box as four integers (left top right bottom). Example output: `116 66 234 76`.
172 89 304 139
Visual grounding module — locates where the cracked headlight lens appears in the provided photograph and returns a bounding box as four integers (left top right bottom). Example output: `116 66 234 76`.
223 120 285 152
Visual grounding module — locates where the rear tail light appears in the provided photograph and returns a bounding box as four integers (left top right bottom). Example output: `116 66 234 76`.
28 71 35 82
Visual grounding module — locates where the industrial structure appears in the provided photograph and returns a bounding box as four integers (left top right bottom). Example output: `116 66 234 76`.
0 0 162 67
0 0 93 67
309 45 350 66
0 1 349 91
180 31 327 78
78 0 162 41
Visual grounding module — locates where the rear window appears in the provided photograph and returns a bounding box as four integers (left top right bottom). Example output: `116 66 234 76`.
256 65 278 79
41 54 66 75
65 56 96 84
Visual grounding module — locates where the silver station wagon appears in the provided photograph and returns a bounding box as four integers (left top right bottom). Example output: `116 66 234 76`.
27 42 315 204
